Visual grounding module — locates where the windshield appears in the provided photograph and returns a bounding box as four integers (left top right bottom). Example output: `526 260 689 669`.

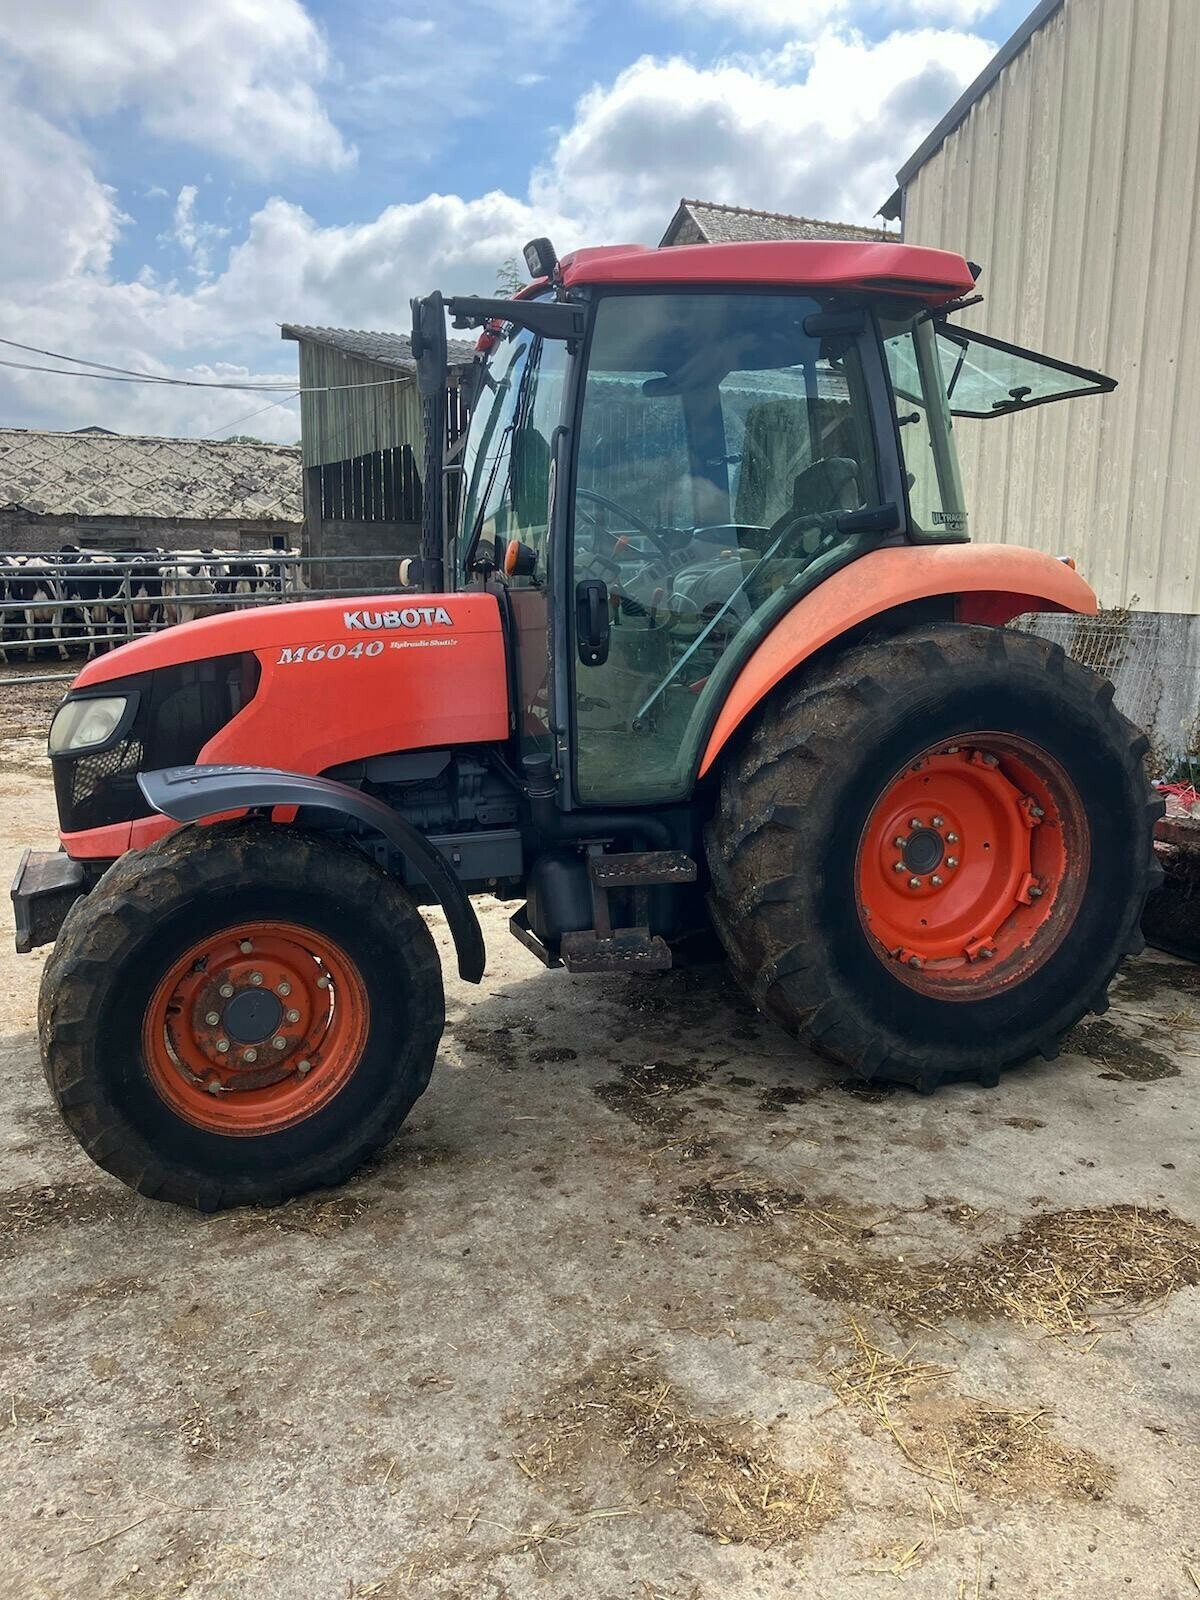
570 290 884 804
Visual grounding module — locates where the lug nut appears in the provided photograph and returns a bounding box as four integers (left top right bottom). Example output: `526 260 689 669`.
239 940 253 954
219 982 234 999
947 856 959 868
286 1008 300 1023
249 971 263 986
931 875 944 887
908 956 923 969
980 947 995 959
909 817 921 829
908 877 921 890
946 745 961 754
893 835 907 849
893 860 906 873
216 1039 230 1054
272 1036 287 1051
244 1048 258 1064
296 1059 312 1075
277 981 291 996
1031 805 1045 819
1029 886 1043 900
983 754 998 767
205 1010 220 1026
946 832 959 844
932 815 945 828
317 974 331 990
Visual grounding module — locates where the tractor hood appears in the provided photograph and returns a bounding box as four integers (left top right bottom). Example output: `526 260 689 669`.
53 591 510 860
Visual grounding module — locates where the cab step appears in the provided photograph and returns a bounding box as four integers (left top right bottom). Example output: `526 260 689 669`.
560 927 674 973
587 850 697 889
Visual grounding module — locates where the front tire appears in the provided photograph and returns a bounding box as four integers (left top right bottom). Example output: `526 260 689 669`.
39 823 445 1210
706 624 1163 1090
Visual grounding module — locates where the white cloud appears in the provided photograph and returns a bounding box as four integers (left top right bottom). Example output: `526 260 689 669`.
532 28 994 239
0 91 124 287
0 0 351 174
162 187 231 280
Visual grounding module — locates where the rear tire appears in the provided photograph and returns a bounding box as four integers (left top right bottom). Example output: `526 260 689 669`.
705 624 1162 1090
39 822 445 1210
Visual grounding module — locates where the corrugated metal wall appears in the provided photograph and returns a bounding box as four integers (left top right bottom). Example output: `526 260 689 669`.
902 0 1200 614
297 344 423 470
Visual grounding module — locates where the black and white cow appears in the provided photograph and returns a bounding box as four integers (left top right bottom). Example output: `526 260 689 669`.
161 550 219 625
1 555 68 662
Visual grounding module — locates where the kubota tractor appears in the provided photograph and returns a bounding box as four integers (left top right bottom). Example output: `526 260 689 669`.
14 236 1161 1211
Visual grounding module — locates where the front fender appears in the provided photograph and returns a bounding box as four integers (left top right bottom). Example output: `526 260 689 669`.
698 543 1098 778
138 764 486 983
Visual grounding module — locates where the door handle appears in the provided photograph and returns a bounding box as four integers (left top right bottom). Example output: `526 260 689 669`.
575 578 611 666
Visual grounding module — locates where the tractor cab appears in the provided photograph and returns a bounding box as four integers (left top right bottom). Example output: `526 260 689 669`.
416 238 1114 813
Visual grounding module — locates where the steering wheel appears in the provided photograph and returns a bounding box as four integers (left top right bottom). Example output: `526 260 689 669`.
576 488 675 559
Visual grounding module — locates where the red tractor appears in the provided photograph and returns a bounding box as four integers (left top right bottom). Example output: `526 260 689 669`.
15 236 1159 1211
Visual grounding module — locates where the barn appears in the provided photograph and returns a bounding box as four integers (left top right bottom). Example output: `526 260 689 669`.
881 0 1200 769
280 325 476 581
0 427 302 554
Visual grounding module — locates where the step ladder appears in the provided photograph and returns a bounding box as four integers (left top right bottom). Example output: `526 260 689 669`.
559 848 697 974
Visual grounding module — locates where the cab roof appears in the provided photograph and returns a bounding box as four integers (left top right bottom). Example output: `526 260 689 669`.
557 239 976 307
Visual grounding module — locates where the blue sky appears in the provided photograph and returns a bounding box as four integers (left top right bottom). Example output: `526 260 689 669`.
0 0 1033 440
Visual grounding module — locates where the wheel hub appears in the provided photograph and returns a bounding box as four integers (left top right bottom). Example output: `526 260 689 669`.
901 827 945 876
142 921 370 1134
856 737 1087 994
222 988 284 1044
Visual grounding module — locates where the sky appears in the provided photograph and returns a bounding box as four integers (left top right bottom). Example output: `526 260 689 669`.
0 0 1034 443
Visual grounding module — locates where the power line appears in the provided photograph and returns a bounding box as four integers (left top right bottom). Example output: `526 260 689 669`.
0 353 417 393
202 391 301 440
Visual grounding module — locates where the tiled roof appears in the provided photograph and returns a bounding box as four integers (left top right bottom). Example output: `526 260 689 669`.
280 324 478 370
0 428 302 522
662 199 895 247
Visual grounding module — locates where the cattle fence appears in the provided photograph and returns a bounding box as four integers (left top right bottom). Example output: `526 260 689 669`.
0 550 411 687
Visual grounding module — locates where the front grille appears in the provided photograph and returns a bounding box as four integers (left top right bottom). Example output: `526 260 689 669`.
55 735 148 833
53 653 259 835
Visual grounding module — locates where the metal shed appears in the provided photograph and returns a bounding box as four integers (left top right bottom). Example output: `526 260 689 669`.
882 0 1200 619
280 325 476 576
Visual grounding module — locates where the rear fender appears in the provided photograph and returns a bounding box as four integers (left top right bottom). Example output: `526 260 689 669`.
698 543 1098 779
138 764 486 983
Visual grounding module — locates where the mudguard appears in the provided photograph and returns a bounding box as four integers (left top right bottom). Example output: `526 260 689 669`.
138 764 486 983
698 543 1100 778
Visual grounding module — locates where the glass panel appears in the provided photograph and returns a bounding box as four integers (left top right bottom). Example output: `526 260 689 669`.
883 318 968 538
935 326 1113 417
572 292 882 806
459 329 567 582
458 329 566 761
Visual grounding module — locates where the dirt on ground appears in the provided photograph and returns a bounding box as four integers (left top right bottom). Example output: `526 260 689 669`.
0 684 1197 1600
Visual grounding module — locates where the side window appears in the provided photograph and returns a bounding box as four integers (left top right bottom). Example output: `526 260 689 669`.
459 331 567 585
883 320 968 538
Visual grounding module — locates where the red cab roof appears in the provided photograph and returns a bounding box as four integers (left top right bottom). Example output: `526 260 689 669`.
558 239 975 305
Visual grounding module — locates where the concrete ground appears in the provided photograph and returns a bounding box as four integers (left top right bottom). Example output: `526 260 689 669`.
0 679 1197 1600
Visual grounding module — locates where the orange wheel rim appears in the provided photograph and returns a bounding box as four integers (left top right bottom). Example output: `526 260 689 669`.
856 735 1089 998
141 920 369 1134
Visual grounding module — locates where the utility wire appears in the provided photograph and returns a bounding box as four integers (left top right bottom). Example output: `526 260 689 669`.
0 354 411 393
202 391 301 440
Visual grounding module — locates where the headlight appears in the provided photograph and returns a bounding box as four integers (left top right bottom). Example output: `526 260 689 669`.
48 695 134 756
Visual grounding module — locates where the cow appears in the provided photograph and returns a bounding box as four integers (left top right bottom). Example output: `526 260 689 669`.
58 547 132 657
160 551 217 625
1 555 68 662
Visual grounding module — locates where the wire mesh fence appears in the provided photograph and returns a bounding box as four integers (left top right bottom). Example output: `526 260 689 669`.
1015 608 1200 777
0 550 410 686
